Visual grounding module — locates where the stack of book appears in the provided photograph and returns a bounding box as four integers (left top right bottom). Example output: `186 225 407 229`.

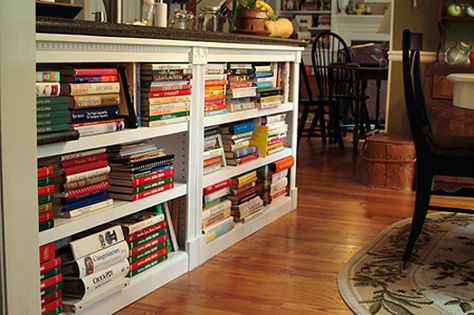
38 165 55 231
36 70 79 145
141 64 192 126
107 141 175 201
45 148 113 219
226 64 257 113
40 242 63 315
251 113 288 157
221 120 258 166
205 64 228 116
61 67 125 137
203 126 226 175
59 226 129 306
259 156 294 205
202 179 235 243
116 203 176 278
229 170 264 223
252 63 284 109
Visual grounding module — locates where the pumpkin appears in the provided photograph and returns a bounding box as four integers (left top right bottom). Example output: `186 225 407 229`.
264 18 294 38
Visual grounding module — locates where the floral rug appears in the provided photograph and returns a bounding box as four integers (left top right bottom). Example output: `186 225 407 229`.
338 213 474 315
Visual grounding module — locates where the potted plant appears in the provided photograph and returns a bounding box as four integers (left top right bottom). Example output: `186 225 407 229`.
229 0 269 35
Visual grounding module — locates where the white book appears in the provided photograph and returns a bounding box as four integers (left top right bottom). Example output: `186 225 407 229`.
61 148 107 162
63 259 129 299
69 225 125 260
204 74 227 80
203 163 222 175
202 199 232 221
142 64 191 70
164 202 179 251
271 169 289 183
117 213 165 235
230 87 257 99
74 120 125 137
62 241 129 278
142 116 190 127
240 207 266 223
203 147 223 160
203 216 234 234
65 166 111 183
204 186 229 204
55 199 114 219
270 177 288 195
142 95 191 105
267 146 285 155
229 63 253 69
149 80 190 87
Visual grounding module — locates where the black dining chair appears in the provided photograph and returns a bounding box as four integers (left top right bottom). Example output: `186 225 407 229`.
401 29 474 263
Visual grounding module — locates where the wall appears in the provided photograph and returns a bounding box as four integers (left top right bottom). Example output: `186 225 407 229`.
385 0 439 135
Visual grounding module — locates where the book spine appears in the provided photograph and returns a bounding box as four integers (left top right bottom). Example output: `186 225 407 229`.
64 82 121 96
148 89 192 98
40 257 62 273
40 266 61 281
203 178 233 195
72 75 118 83
55 198 113 218
62 174 109 191
203 156 221 167
128 227 168 249
202 148 223 161
270 155 294 173
128 234 168 258
141 95 191 105
41 298 62 314
205 109 227 116
74 241 129 278
74 120 124 137
61 148 107 162
145 111 189 121
146 74 192 81
127 254 167 278
145 84 192 92
205 79 228 86
61 181 111 199
38 176 54 187
202 199 232 221
36 71 61 83
72 94 120 109
38 185 55 196
60 153 108 168
71 106 119 122
226 120 255 134
72 68 118 76
128 242 167 264
227 152 259 166
235 170 257 184
38 202 53 213
40 274 62 290
147 105 190 117
202 208 231 229
125 221 168 243
65 166 111 183
203 186 229 204
122 213 165 235
132 168 175 187
227 146 257 159
132 183 174 201
142 64 192 70
40 283 62 297
38 211 54 223
205 219 235 243
129 247 168 272
133 176 174 194
141 116 189 127
62 160 109 176
69 225 125 260
41 291 62 306
38 193 54 205
39 220 54 232
38 166 54 178
36 82 61 97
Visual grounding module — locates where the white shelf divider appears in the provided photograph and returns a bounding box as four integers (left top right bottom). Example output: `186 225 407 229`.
203 148 292 188
203 103 294 127
37 122 189 159
39 183 187 245
197 196 293 265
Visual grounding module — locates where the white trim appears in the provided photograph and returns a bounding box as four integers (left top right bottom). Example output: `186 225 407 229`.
388 50 438 62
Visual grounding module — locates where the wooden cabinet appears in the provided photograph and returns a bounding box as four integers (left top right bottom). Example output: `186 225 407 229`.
424 63 474 137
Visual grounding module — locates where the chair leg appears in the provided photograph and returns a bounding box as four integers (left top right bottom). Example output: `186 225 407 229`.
402 171 433 262
297 104 310 148
318 100 327 144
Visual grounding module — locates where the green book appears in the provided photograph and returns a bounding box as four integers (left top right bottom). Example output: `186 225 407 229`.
134 177 174 194
37 110 70 120
37 117 71 126
128 228 168 249
40 266 61 281
36 96 71 106
43 306 63 315
38 176 53 187
37 124 70 134
127 254 168 278
41 283 62 297
128 242 167 264
39 220 54 232
145 111 190 122
38 193 54 205
37 103 70 112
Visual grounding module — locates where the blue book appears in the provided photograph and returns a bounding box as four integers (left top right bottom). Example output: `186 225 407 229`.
72 106 119 123
63 191 110 211
256 81 274 89
226 145 258 158
255 71 274 79
223 120 255 135
63 190 109 206
205 109 228 116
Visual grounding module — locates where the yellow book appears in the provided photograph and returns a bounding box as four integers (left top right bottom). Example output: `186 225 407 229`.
236 176 258 189
249 125 269 158
148 105 190 116
141 116 189 127
142 95 191 105
236 170 257 184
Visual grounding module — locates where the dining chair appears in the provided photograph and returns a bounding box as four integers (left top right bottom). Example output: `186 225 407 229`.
401 29 474 263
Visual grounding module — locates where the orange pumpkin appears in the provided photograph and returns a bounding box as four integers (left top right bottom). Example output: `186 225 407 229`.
264 18 294 38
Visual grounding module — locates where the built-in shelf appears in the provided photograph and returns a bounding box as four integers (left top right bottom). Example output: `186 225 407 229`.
39 183 187 245
204 103 294 127
203 148 292 188
280 10 331 14
37 122 189 159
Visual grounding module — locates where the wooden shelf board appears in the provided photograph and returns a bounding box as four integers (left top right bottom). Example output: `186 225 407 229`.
37 122 189 159
203 103 294 127
203 148 292 188
39 183 187 245
280 10 331 14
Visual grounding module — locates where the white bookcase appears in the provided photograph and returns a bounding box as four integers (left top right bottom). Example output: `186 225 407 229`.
0 20 302 313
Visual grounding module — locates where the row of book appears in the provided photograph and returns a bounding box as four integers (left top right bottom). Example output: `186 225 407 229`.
39 202 177 313
38 166 55 231
202 155 294 243
205 64 228 116
36 68 126 145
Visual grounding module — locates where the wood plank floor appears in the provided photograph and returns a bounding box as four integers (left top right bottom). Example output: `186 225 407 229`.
116 138 470 315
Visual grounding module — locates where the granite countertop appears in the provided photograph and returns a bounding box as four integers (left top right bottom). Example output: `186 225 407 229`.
37 17 307 47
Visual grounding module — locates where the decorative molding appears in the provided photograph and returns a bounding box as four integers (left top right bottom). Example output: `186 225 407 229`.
388 50 438 62
190 47 208 65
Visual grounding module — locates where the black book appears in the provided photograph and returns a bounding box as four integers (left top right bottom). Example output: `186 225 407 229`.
37 129 80 145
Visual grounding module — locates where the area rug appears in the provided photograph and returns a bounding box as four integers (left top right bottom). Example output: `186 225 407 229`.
338 213 474 315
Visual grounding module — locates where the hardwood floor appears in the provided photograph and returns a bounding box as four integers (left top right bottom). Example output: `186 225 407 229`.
116 138 469 315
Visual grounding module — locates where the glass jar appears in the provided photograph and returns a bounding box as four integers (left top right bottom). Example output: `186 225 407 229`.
169 9 195 30
445 41 472 65
196 6 224 32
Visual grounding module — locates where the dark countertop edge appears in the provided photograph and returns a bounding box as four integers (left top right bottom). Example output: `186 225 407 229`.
37 17 308 48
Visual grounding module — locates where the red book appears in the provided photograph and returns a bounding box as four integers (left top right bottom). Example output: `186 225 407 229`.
40 257 62 273
270 155 294 173
41 297 62 314
41 290 62 307
39 243 55 263
203 178 233 195
131 183 174 201
39 211 54 224
128 234 168 257
129 247 168 271
204 98 226 106
205 104 227 112
132 168 175 187
267 137 285 146
205 79 229 86
61 152 108 168
38 185 55 196
73 74 118 82
71 68 117 76
148 89 192 98
71 118 124 128
126 221 168 243
63 181 110 199
61 160 109 176
38 166 54 178
40 274 62 290
204 94 226 102
229 82 253 89
232 152 259 165
203 156 221 167
147 84 192 93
